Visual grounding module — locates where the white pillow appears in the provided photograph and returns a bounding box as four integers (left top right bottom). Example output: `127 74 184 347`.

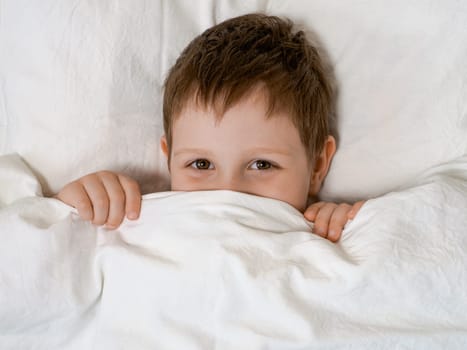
269 0 467 201
1 0 466 202
0 1 267 196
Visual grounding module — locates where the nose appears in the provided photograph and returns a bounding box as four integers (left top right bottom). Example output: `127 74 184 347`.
214 174 249 194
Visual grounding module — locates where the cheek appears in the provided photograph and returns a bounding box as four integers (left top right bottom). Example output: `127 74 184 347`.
169 171 208 191
169 172 190 191
274 183 309 212
250 174 310 212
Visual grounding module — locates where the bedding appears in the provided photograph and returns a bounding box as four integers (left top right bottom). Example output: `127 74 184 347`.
2 1 467 348
1 154 467 349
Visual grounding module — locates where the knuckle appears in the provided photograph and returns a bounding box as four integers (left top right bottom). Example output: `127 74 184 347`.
305 206 317 214
96 170 115 179
120 175 139 190
329 221 343 231
321 203 337 212
314 219 328 232
119 173 131 182
309 202 323 210
81 173 98 181
75 199 90 211
64 181 78 189
331 216 347 229
94 196 109 208
112 192 125 203
64 181 82 193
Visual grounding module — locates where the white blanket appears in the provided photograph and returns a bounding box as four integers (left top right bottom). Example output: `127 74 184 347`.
1 155 467 349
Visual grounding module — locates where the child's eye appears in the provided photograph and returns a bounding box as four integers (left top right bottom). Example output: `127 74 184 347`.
189 159 213 170
249 160 273 170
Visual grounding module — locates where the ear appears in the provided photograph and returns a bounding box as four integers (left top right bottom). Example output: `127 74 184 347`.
160 135 171 172
309 135 336 196
160 135 169 158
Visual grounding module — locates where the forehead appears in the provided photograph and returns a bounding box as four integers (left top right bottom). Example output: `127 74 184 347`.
171 89 305 155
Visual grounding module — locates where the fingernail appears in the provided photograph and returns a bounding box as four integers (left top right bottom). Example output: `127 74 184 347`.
328 229 336 238
105 224 116 230
128 212 138 220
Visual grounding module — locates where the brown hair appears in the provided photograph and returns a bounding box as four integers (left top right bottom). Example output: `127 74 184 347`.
163 13 333 162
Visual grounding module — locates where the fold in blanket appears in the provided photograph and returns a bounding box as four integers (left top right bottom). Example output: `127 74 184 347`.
1 155 467 349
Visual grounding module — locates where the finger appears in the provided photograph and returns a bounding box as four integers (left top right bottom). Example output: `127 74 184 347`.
348 200 366 219
79 175 110 226
304 201 326 221
57 182 93 221
118 174 142 220
99 172 126 229
328 203 352 242
313 203 338 238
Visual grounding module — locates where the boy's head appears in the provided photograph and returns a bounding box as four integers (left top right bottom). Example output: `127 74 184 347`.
161 13 336 211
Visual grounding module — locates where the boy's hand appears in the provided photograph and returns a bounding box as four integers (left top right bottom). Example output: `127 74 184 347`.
304 201 365 242
55 171 142 229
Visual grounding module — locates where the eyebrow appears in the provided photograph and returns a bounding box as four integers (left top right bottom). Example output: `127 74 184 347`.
173 147 293 157
173 148 215 157
246 147 293 156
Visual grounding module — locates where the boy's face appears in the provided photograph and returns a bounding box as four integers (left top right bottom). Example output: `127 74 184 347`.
161 89 335 212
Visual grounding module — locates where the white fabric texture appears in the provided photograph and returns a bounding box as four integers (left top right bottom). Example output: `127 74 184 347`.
1 0 466 200
0 154 42 208
1 155 467 349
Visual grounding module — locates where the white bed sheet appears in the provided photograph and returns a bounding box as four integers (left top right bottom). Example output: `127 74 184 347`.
1 154 467 349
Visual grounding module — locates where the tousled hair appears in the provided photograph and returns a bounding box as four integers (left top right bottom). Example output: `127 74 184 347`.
163 13 334 162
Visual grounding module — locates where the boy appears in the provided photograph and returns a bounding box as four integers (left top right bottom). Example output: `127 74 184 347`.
55 14 364 242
